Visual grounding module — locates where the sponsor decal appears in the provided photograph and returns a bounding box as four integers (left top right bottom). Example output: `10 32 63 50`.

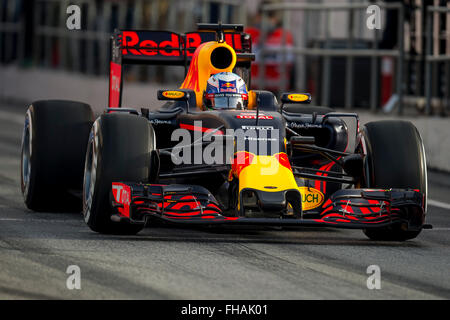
109 62 122 108
171 122 281 165
149 119 172 125
221 82 235 88
287 93 310 102
112 183 131 217
211 93 241 98
244 136 276 142
162 90 185 99
299 187 324 211
236 112 273 120
219 80 237 93
241 125 274 130
122 31 180 56
121 31 243 57
289 122 322 129
112 184 130 206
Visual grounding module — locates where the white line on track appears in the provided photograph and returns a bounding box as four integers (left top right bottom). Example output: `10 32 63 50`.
428 199 450 211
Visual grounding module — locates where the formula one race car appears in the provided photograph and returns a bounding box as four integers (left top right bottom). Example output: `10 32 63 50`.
20 24 429 240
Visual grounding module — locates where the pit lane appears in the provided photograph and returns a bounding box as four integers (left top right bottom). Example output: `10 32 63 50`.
0 102 449 299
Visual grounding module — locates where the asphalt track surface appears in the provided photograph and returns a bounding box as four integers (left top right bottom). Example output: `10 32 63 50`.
0 102 449 299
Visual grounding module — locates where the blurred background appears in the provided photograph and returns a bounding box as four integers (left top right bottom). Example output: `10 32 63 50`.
0 0 449 116
0 0 449 172
1 0 449 116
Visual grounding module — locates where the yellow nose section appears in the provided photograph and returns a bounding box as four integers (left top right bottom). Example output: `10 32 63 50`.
234 153 326 211
238 155 298 193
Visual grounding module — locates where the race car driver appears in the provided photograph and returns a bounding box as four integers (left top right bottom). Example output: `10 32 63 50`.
203 72 249 110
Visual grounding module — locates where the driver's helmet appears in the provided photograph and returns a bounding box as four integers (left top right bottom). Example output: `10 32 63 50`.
204 72 248 110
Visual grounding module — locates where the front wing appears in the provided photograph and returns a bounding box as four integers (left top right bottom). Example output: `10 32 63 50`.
110 182 425 230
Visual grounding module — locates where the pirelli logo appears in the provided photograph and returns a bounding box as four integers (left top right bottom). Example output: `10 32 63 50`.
281 93 312 104
287 94 310 102
162 90 185 99
158 90 188 101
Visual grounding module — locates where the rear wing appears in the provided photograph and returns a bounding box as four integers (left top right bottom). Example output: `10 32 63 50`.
109 24 255 108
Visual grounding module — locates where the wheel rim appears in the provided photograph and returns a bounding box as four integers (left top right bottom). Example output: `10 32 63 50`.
21 111 32 198
83 121 98 222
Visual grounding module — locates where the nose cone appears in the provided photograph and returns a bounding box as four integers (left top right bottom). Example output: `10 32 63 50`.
237 153 297 193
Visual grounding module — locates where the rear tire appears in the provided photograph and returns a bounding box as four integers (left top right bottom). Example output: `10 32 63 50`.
21 100 94 212
83 113 155 235
362 120 427 241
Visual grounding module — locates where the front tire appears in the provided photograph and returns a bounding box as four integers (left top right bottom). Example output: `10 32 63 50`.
362 120 427 241
83 113 155 235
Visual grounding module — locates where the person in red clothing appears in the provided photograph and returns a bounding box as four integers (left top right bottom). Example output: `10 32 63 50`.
245 6 295 94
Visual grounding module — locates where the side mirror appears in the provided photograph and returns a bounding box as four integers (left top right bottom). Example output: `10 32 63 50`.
157 90 189 101
280 93 312 113
280 93 312 105
157 89 196 112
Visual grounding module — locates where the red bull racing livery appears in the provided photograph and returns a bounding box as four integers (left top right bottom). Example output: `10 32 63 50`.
20 24 429 241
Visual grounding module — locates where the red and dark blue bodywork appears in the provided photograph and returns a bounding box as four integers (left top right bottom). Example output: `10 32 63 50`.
106 24 427 233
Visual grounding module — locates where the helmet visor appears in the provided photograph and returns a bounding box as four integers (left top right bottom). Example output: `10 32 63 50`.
211 93 245 110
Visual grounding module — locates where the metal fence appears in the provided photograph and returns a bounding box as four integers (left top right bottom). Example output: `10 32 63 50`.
0 0 24 64
258 1 406 113
0 0 246 82
1 0 449 116
425 5 450 115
